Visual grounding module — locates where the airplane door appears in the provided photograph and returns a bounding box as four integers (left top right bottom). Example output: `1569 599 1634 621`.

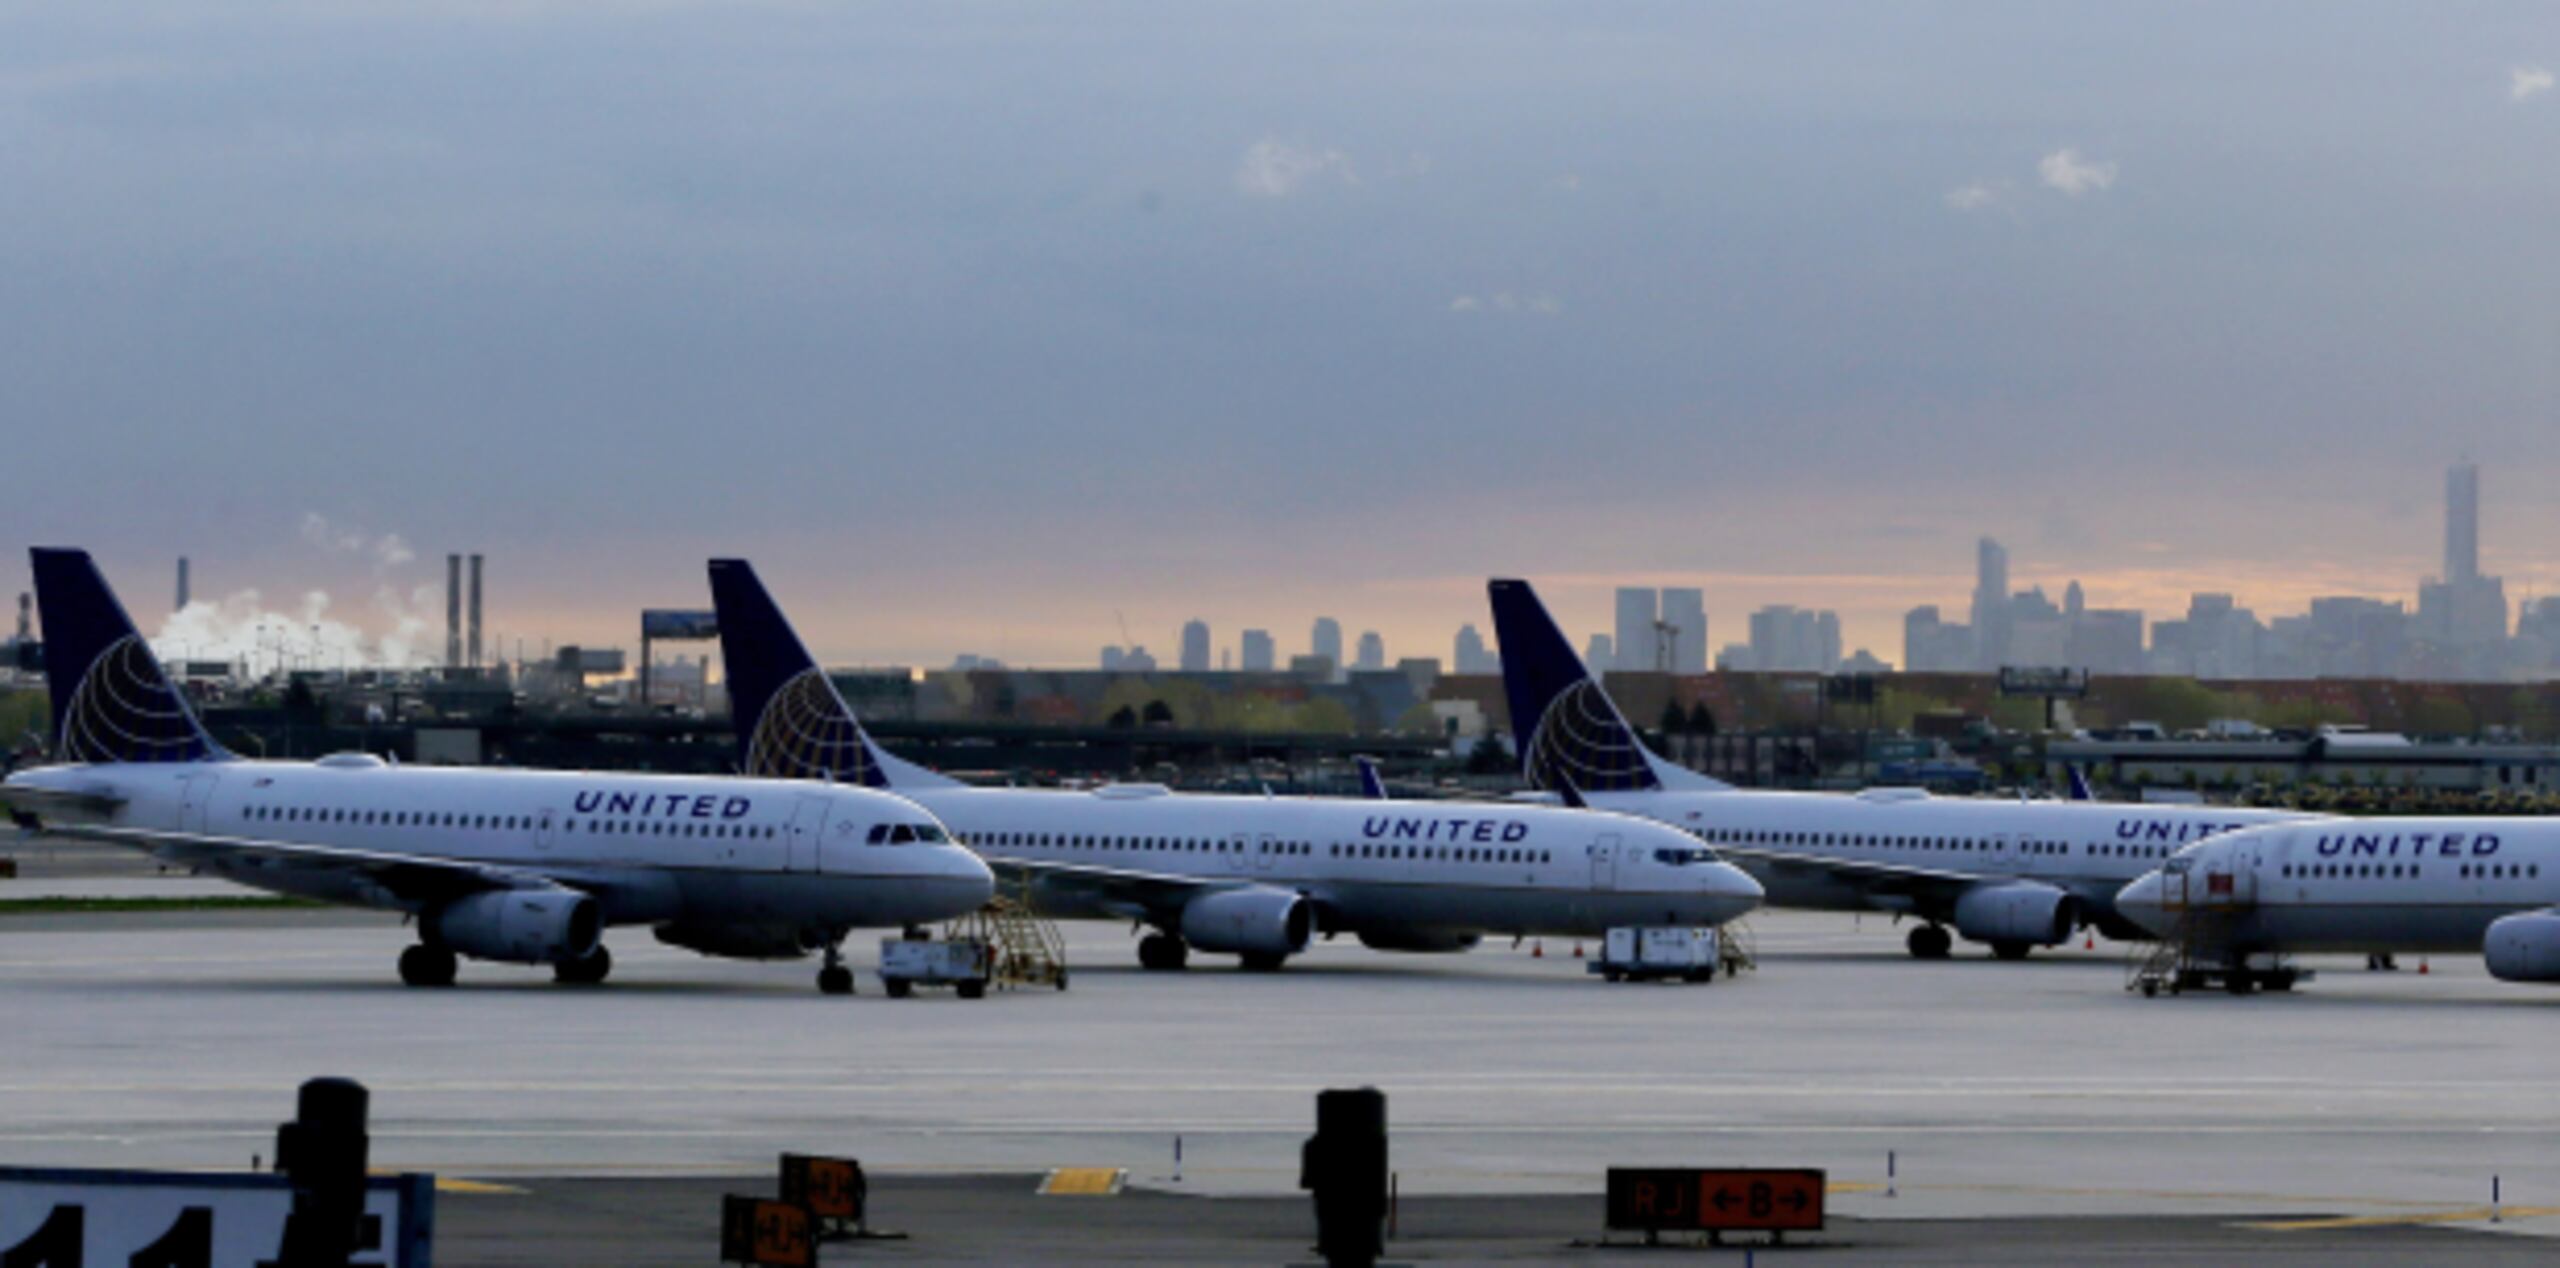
1589 834 1620 891
535 808 558 852
787 795 832 873
1255 833 1278 872
1987 832 2019 875
1225 832 1250 873
180 772 221 833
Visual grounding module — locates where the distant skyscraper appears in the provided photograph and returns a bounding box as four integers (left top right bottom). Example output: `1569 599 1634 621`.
1659 588 1707 674
2064 580 2085 620
1240 628 1275 672
1971 537 2011 670
175 557 190 614
1613 588 1659 671
1311 618 1343 674
1354 630 1386 671
1179 619 1210 673
1452 624 1497 675
1101 645 1125 671
1586 633 1614 669
2447 461 2480 583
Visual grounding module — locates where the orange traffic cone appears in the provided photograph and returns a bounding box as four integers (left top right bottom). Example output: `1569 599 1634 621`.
1531 940 1544 958
2084 933 2096 950
2419 959 2430 975
1571 940 1585 958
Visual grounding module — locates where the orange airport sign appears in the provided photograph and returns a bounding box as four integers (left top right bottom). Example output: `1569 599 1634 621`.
780 1153 866 1222
720 1194 813 1267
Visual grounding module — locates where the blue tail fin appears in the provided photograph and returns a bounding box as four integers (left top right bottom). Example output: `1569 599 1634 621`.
1355 755 1387 800
707 559 891 788
30 548 226 764
1486 578 1727 794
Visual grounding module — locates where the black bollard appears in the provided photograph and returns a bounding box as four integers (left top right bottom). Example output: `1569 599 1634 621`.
271 1077 371 1268
1300 1088 1387 1268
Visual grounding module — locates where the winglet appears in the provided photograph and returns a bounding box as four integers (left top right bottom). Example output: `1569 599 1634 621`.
706 559 958 789
1355 755 1388 801
2067 764 2096 802
1484 578 1729 793
29 549 228 764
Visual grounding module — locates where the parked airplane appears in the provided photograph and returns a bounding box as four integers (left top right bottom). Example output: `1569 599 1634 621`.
2116 819 2560 991
0 549 993 993
707 560 1762 971
1485 578 2319 959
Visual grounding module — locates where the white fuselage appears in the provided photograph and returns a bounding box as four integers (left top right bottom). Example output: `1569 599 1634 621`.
906 785 1762 939
4 757 995 935
2118 818 2560 953
1584 786 2314 924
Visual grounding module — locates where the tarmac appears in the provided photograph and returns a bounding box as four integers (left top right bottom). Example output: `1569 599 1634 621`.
2 841 2555 1260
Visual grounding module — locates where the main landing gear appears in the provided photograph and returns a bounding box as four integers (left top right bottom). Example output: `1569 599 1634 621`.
1137 932 1190 972
398 943 458 988
817 937 855 995
1905 924 1954 961
554 944 613 986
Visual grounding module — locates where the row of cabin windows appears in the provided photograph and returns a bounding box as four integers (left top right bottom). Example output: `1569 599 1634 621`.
973 829 1546 866
1697 825 2171 861
2281 861 2545 880
245 804 780 841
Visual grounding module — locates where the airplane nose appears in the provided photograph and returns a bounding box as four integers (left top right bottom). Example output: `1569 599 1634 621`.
948 850 997 909
2115 871 2168 937
1704 863 1764 916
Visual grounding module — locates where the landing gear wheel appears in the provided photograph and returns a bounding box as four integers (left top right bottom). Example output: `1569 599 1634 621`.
1137 933 1190 972
398 944 457 988
1238 952 1287 973
2226 971 2257 996
883 978 913 999
553 945 612 986
1906 925 1954 960
818 965 855 995
956 980 987 1000
1990 941 2032 962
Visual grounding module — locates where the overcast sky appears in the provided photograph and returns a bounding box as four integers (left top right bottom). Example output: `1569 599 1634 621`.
6 3 2557 669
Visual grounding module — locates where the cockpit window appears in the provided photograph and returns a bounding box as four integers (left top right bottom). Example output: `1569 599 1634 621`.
1653 847 1721 865
914 823 948 843
889 824 916 844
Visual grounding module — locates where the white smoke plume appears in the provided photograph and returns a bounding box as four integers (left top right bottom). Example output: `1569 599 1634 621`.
147 514 449 671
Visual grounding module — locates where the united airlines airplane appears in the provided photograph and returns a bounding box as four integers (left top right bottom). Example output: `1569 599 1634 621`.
0 549 993 993
707 560 1762 972
2116 819 2560 991
1486 578 2321 959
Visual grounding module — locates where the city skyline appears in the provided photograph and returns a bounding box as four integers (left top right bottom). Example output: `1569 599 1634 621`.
65 456 2560 681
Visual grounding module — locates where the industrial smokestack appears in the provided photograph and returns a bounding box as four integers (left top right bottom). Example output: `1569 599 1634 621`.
176 557 190 613
468 554 484 670
445 554 462 670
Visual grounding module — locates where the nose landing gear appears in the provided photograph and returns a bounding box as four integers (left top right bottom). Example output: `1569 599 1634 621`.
398 943 458 988
817 936 855 995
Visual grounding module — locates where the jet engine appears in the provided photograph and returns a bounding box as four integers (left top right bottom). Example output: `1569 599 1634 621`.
429 889 599 965
652 921 812 960
1951 882 2079 948
2483 910 2560 983
1355 927 1483 954
1180 887 1312 958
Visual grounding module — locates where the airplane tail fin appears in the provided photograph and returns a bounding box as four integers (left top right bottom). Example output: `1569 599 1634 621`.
1355 755 1388 801
1485 578 1729 793
29 548 227 764
706 559 957 789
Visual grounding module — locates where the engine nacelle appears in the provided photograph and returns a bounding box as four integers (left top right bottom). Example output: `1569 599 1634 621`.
1355 927 1483 954
1180 886 1312 958
429 890 599 965
2483 910 2560 983
652 921 812 961
1952 882 2078 948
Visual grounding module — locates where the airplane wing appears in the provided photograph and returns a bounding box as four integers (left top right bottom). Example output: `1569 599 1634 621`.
30 822 574 909
983 855 1260 925
1711 843 1989 907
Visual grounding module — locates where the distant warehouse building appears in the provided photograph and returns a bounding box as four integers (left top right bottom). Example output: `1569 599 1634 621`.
2048 733 2560 793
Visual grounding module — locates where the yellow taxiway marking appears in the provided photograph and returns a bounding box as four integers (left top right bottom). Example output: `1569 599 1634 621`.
1039 1167 1126 1196
432 1177 529 1195
2242 1205 2560 1232
1827 1181 1884 1194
